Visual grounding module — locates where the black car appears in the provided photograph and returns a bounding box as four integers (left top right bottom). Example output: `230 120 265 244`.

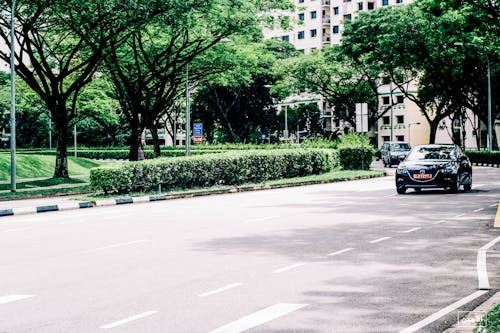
395 144 472 194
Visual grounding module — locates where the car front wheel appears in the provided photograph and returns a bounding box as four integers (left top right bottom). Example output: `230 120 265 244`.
397 187 406 194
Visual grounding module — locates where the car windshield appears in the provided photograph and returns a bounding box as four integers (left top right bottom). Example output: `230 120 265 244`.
406 146 456 161
391 143 411 151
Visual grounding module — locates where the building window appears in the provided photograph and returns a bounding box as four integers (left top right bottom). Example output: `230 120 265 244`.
396 135 405 142
298 13 305 21
383 116 390 125
343 14 352 21
383 136 390 142
298 31 305 39
282 35 289 42
396 0 403 3
396 95 404 103
310 29 317 37
333 7 339 15
358 2 363 10
368 2 375 9
396 115 404 124
311 11 317 19
299 0 305 3
333 26 339 34
382 96 390 105
382 0 389 6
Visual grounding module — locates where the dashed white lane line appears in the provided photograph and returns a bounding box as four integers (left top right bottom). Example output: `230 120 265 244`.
369 237 392 244
100 311 157 329
473 208 484 213
273 263 305 274
490 203 498 207
400 227 421 234
454 213 466 218
0 294 36 305
208 303 308 333
3 227 33 233
398 290 487 333
327 247 354 257
433 220 446 225
198 283 242 297
87 240 148 252
244 216 279 223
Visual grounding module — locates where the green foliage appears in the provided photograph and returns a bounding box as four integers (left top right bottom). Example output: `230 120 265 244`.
465 150 500 165
337 134 374 170
474 302 500 333
89 149 336 193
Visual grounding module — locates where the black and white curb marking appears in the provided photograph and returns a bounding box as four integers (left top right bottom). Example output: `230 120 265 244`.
0 195 169 217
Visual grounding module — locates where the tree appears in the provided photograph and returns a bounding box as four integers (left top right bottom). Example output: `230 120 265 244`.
102 0 292 159
0 0 133 177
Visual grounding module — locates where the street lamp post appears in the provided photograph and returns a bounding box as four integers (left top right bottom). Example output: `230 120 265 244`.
284 106 288 139
454 42 492 151
389 80 394 142
408 122 421 145
10 0 16 192
185 64 191 157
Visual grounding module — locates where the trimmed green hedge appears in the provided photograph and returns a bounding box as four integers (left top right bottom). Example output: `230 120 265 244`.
466 150 500 165
90 149 337 194
338 147 373 170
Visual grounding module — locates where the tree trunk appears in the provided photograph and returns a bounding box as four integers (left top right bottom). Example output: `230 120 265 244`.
150 125 161 158
54 118 69 178
429 120 440 144
129 125 141 161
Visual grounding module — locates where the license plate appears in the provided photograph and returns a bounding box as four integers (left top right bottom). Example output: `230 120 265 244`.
413 173 432 180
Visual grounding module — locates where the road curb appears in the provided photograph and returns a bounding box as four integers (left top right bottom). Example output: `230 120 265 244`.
0 172 385 218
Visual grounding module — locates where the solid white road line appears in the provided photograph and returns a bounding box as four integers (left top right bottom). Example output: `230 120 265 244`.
480 235 500 251
198 283 242 297
477 250 490 290
327 247 354 257
490 203 498 207
208 303 308 333
398 290 487 333
273 263 305 274
100 311 157 329
0 294 35 305
369 237 392 244
400 227 421 234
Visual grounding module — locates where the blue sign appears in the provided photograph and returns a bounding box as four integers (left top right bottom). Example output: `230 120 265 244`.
193 123 203 137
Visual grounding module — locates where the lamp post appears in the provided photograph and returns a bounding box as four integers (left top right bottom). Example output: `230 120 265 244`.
10 0 16 192
454 42 492 151
284 106 288 139
408 122 421 145
389 80 394 142
185 64 191 156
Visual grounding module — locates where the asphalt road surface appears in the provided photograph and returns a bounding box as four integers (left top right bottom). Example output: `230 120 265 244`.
0 167 499 333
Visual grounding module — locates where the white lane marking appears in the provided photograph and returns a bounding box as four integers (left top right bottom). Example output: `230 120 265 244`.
474 208 484 213
208 303 308 333
398 290 487 333
490 203 498 207
433 220 446 225
273 263 305 273
198 283 242 297
369 237 392 244
480 235 500 251
100 311 157 329
3 227 33 233
477 250 490 290
327 247 354 257
0 294 36 305
244 216 279 223
400 227 422 234
454 213 466 218
89 240 148 252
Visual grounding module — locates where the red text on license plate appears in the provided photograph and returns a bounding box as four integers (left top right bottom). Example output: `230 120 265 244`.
413 174 432 180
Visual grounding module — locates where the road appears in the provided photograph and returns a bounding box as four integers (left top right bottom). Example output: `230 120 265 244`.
0 167 499 333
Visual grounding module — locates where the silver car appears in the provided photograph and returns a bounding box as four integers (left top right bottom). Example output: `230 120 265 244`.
381 141 411 167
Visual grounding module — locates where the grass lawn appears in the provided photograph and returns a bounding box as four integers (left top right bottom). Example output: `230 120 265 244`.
0 153 105 180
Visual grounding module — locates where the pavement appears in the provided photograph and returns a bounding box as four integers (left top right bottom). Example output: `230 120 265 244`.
0 163 499 332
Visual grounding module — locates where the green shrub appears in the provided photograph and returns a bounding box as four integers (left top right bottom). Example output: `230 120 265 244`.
466 150 500 165
474 302 500 333
90 149 336 194
336 134 375 170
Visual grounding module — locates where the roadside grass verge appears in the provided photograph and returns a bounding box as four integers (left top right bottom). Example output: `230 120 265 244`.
0 177 87 191
0 153 105 180
475 302 500 333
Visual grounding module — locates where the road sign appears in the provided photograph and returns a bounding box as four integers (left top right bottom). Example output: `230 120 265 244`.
355 103 368 133
193 136 203 143
193 123 203 137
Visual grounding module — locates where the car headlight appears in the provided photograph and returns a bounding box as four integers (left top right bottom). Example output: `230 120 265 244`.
396 164 408 175
444 162 458 174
